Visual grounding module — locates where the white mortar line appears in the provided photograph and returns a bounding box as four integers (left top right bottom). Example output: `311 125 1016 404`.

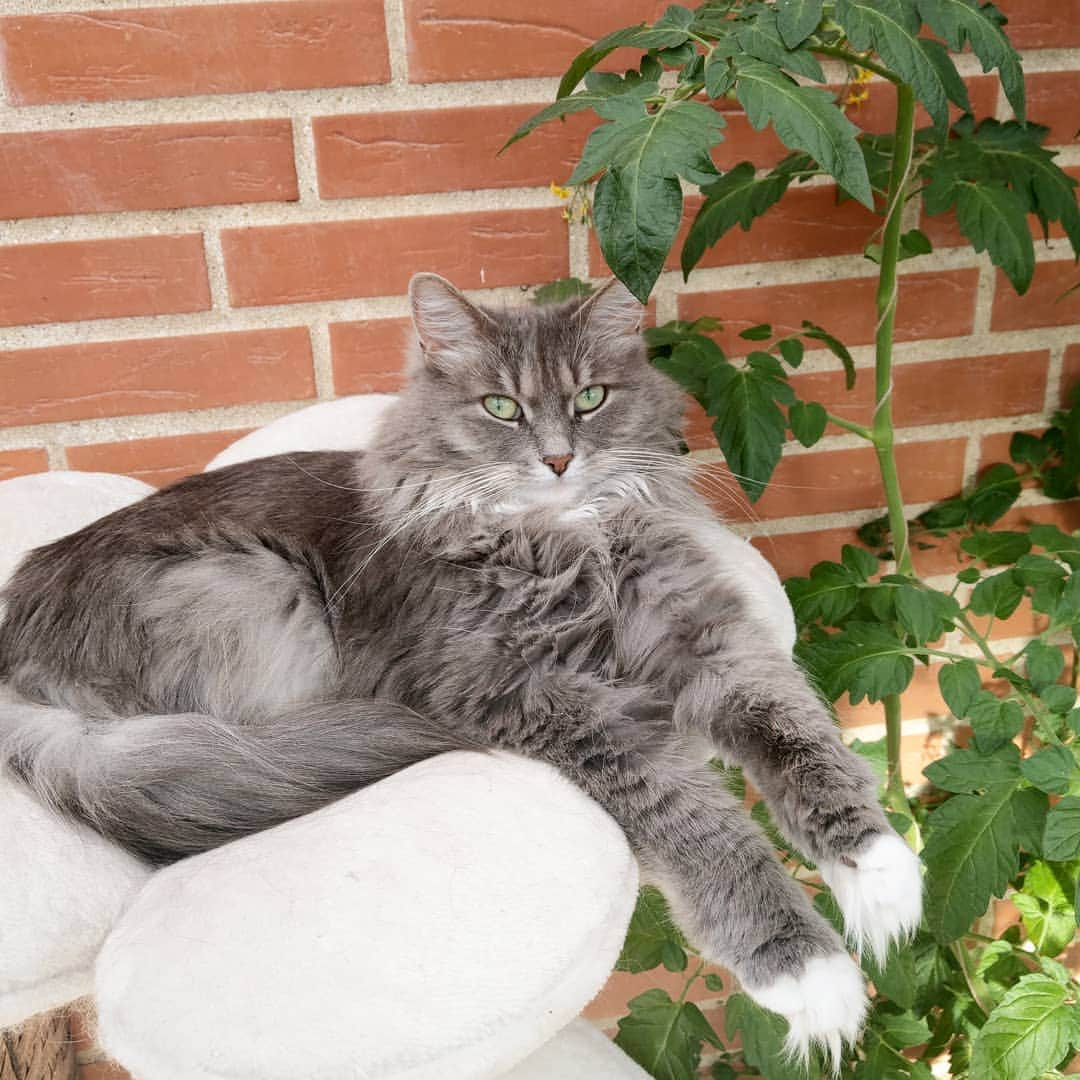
1044 342 1067 413
309 322 336 400
971 261 995 336
383 0 410 87
567 219 590 280
200 228 230 311
291 115 321 204
961 435 982 490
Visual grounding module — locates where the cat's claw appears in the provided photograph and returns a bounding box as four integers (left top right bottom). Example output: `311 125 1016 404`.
821 831 923 962
746 952 868 1074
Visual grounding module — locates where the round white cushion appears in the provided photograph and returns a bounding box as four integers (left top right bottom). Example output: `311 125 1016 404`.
95 751 639 1080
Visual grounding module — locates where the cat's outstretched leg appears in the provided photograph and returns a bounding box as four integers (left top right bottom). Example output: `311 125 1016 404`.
673 640 922 965
524 694 867 1070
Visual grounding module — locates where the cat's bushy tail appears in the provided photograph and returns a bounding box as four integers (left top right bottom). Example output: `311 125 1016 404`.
0 686 481 865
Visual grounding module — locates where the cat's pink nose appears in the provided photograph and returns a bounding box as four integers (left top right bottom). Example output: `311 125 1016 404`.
542 454 574 477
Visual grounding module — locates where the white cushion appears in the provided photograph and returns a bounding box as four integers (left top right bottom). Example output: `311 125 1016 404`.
95 752 638 1080
502 1019 649 1079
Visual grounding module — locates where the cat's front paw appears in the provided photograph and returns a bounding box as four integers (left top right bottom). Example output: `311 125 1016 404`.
820 831 923 962
745 952 867 1073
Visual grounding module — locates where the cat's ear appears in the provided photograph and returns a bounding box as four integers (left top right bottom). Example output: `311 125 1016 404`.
408 273 494 367
576 278 645 342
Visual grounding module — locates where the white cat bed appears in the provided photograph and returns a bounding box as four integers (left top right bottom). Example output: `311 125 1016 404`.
0 394 795 1079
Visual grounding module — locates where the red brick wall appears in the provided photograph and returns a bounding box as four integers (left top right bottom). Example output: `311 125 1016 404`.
1 0 1077 1070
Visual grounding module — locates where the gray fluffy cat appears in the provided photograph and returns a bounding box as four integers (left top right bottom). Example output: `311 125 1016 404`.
0 275 921 1067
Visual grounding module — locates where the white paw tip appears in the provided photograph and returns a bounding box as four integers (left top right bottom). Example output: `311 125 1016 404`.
822 832 923 962
747 952 868 1074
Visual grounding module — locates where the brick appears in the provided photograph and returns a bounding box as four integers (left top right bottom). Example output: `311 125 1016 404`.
0 329 314 427
222 208 568 307
0 234 210 328
0 447 47 482
1025 71 1080 146
678 269 979 357
699 439 966 522
990 260 1080 332
589 183 880 277
404 0 665 83
844 74 998 135
315 105 595 199
994 0 1080 49
68 429 251 487
789 350 1050 434
0 120 297 220
330 318 411 394
0 2 388 105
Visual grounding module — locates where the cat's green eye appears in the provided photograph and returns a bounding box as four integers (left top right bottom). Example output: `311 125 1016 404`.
482 394 522 421
574 385 606 414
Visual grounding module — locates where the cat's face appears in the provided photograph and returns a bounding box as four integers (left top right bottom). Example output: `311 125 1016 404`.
371 274 686 516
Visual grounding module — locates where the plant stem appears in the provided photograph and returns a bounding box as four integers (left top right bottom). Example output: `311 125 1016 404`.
872 82 918 582
679 960 706 1003
882 694 909 817
952 942 992 1017
810 44 903 84
827 412 873 440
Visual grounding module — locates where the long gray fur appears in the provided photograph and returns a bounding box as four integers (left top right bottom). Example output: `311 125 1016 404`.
0 274 889 998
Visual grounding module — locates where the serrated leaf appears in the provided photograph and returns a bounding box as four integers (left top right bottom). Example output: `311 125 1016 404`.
969 695 1024 753
785 561 860 625
969 569 1024 619
894 583 938 644
899 227 933 261
724 993 815 1080
531 277 595 304
681 161 792 277
1010 431 1053 468
740 322 773 340
734 59 873 207
957 566 981 584
969 464 1023 526
556 17 695 100
652 337 724 401
956 181 1035 294
1016 860 1076 956
1019 745 1076 796
778 337 804 367
919 496 970 531
925 744 1023 794
800 320 856 388
1040 683 1076 715
798 622 915 703
735 6 825 82
1024 640 1065 693
789 400 828 447
960 529 1031 566
617 886 688 973
1042 797 1080 861
915 0 1025 121
703 972 724 992
836 0 949 132
919 36 972 111
1031 524 1080 568
843 543 880 580
707 359 791 500
864 943 918 1009
970 974 1073 1079
661 939 689 972
938 659 983 720
777 0 824 48
1014 553 1066 587
502 90 615 152
922 783 1033 942
615 988 721 1080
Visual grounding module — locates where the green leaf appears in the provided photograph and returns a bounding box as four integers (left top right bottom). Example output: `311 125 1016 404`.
652 337 725 401
1014 553 1066 588
1042 797 1080 861
502 90 614 153
959 529 1031 567
735 6 825 82
724 993 814 1080
615 988 721 1080
895 584 939 644
798 622 914 704
1019 746 1076 796
1032 523 1080 569
919 37 971 111
938 659 983 720
957 566 981 584
704 50 736 98
555 15 695 100
968 463 1023 526
969 695 1024 753
800 320 856 388
1011 431 1053 468
617 886 687 973
955 181 1035 294
1024 640 1065 693
661 940 689 972
776 0 824 47
531 277 595 304
898 227 933 261
594 168 681 302
835 0 949 132
707 358 792 500
843 543 880 580
969 569 1023 619
785 561 860 625
915 0 1025 121
970 975 1073 1079
789 400 828 447
734 59 873 208
864 943 918 1009
1040 683 1076 715
740 322 773 341
778 337 804 367
681 161 792 277
1016 860 1077 955
703 972 724 992
923 743 1021 794
579 91 727 300
919 496 969 532
922 782 1034 942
